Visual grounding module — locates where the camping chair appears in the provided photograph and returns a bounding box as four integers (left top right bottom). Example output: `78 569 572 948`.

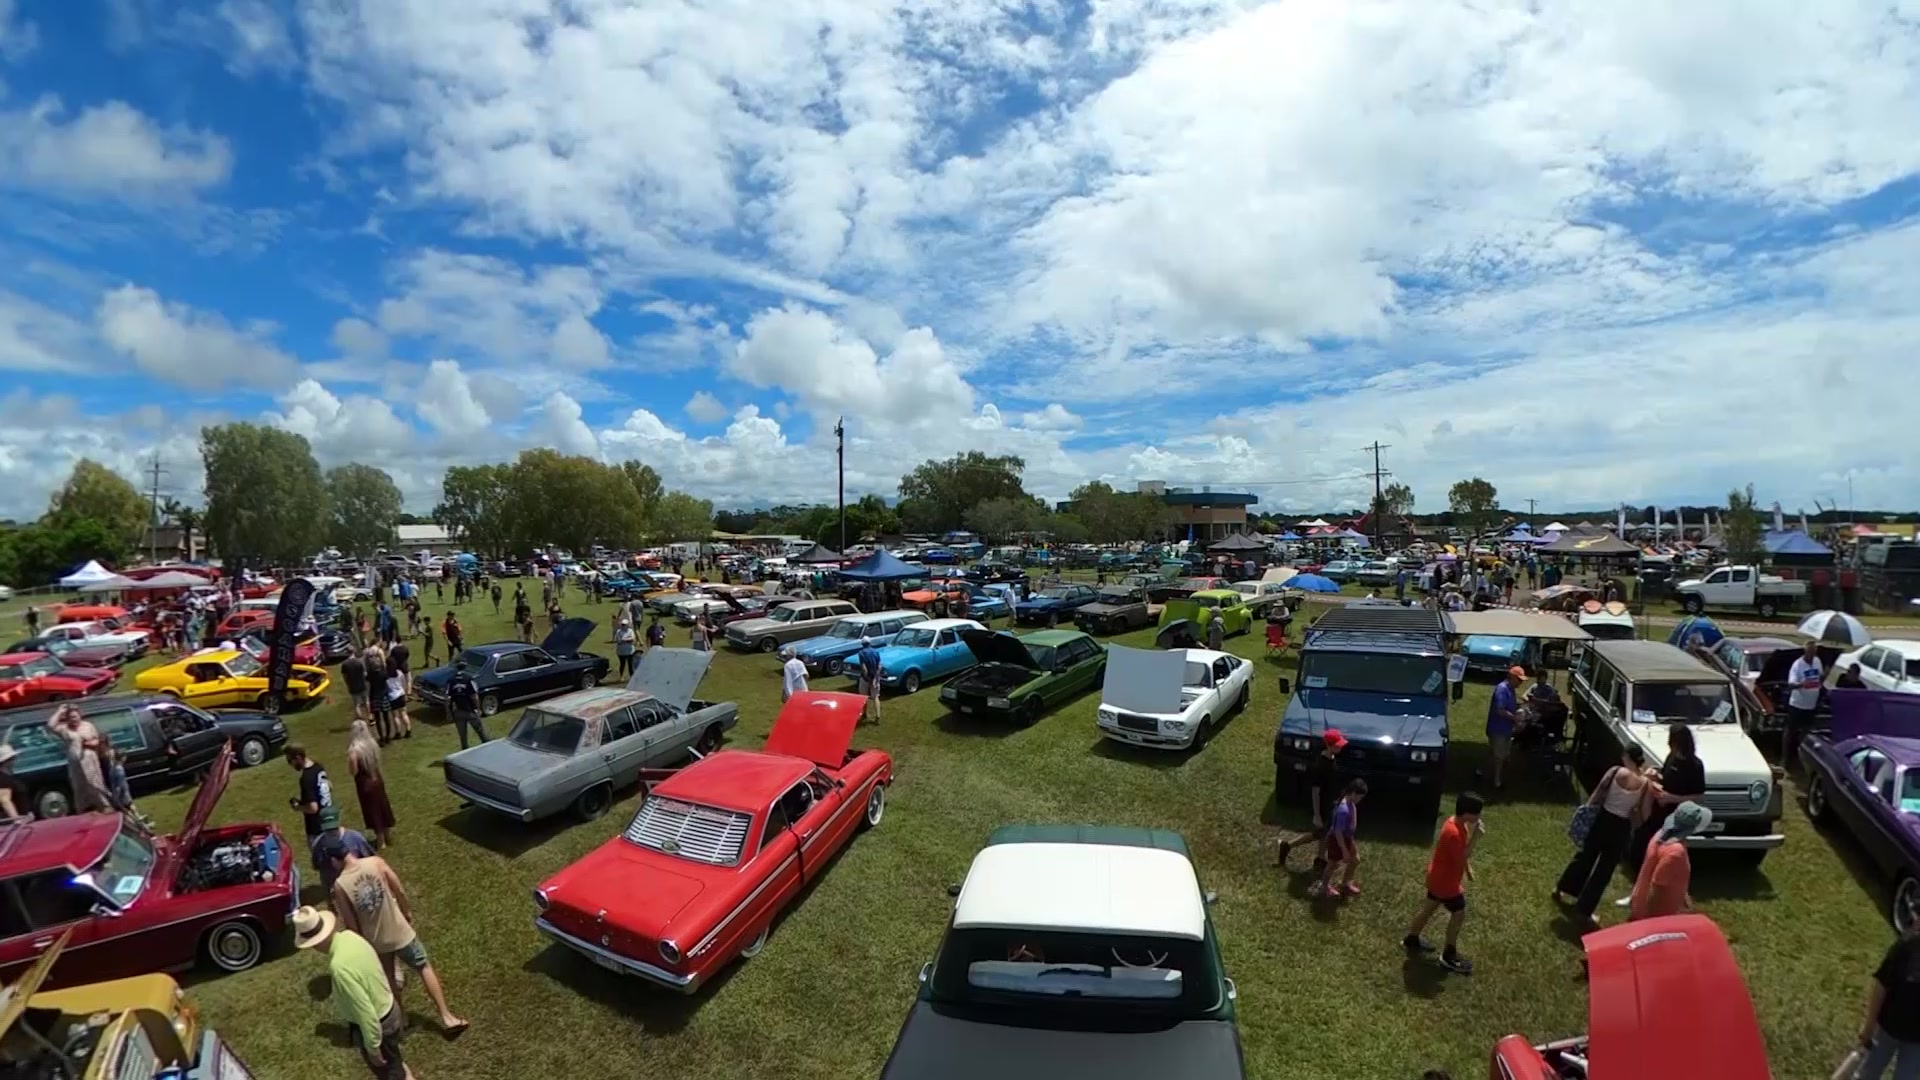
1264 622 1288 656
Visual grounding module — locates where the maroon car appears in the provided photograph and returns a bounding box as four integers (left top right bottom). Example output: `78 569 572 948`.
0 652 116 707
0 744 297 988
4 635 129 671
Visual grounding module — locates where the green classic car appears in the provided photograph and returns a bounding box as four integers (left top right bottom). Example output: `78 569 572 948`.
1158 589 1254 637
879 825 1243 1080
940 629 1106 726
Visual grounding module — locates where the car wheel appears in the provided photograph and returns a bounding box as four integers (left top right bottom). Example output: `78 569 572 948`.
862 784 886 829
479 693 500 717
1806 774 1831 822
237 736 270 768
572 784 614 823
34 787 70 819
696 724 724 755
901 671 922 695
1683 595 1704 615
1018 697 1043 728
1758 599 1778 619
1237 684 1251 713
739 924 770 960
1047 612 1058 629
1897 877 1920 935
1193 717 1212 748
203 920 264 972
577 670 597 691
759 637 780 654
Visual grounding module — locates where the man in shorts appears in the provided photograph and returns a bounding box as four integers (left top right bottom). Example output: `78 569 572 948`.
856 637 883 723
323 835 469 1039
1403 791 1484 974
295 905 414 1079
1485 666 1524 791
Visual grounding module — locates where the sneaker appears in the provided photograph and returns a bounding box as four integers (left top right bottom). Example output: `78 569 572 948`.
1440 951 1474 975
1336 883 1361 898
1403 935 1435 954
1613 896 1632 908
1275 840 1293 866
1307 881 1327 898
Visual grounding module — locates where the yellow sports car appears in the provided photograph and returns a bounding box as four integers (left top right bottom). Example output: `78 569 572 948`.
133 648 331 710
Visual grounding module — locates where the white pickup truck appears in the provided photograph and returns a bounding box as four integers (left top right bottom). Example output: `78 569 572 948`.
1675 565 1807 618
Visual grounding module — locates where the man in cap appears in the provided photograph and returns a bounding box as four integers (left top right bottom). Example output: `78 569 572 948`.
1277 728 1348 873
856 636 883 723
1484 666 1525 792
780 646 808 703
294 905 415 1079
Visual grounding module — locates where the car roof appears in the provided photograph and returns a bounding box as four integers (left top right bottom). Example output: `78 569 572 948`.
1726 637 1799 653
1871 640 1920 657
1191 588 1240 599
916 618 985 632
953 841 1205 941
467 642 531 656
1590 639 1727 682
0 653 49 664
1019 629 1087 646
179 649 245 664
1177 648 1232 663
531 686 653 719
0 814 121 878
650 750 813 814
1857 735 1920 766
843 609 922 623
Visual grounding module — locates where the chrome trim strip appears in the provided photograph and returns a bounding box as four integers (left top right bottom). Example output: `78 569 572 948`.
445 780 534 822
688 853 799 958
534 917 695 991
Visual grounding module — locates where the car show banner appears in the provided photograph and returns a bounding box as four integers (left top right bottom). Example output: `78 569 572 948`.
263 576 316 715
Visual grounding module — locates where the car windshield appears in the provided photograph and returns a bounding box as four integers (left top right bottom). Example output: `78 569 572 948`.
1633 682 1736 724
826 620 866 640
1037 589 1073 601
1192 595 1220 608
765 606 798 623
509 708 584 753
87 826 157 907
1298 651 1446 697
893 627 937 649
1025 644 1058 670
1183 662 1211 687
1099 589 1137 602
226 653 262 678
0 656 61 679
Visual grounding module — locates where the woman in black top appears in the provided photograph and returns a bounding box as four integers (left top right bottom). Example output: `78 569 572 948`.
1857 929 1920 1075
1625 724 1705 873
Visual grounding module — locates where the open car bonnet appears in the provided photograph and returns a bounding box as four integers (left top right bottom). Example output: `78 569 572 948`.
539 616 597 657
1101 646 1187 715
1582 915 1770 1080
0 927 75 1037
962 629 1037 669
176 741 235 855
761 690 867 769
626 647 713 713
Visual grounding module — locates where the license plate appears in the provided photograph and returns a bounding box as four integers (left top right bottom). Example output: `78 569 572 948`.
960 706 973 714
572 944 622 972
1704 822 1726 834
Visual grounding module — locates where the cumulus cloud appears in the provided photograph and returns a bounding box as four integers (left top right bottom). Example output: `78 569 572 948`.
330 316 386 358
266 379 412 457
0 97 231 195
0 0 38 62
731 305 974 425
96 285 297 389
413 359 492 436
375 250 612 370
683 391 729 425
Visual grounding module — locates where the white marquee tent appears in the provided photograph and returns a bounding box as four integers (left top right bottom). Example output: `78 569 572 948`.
58 560 119 588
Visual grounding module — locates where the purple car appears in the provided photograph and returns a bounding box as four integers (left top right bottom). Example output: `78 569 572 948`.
1803 692 1920 933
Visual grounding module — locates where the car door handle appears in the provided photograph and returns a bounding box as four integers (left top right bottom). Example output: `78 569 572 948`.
31 938 53 949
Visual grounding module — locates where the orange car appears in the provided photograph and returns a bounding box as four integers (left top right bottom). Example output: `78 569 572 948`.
901 579 972 613
55 604 130 625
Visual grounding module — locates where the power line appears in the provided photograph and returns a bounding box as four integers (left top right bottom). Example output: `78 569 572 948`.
1362 442 1391 549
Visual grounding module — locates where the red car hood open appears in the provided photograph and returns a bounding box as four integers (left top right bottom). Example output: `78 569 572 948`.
546 843 707 942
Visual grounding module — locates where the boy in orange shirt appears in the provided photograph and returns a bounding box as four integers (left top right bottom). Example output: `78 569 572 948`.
1403 791 1484 974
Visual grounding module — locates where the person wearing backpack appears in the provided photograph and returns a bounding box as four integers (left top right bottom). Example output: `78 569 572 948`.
1552 744 1652 928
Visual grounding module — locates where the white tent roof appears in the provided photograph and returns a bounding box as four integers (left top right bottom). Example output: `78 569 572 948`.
77 574 142 593
1297 518 1331 527
1542 522 1571 532
58 560 117 587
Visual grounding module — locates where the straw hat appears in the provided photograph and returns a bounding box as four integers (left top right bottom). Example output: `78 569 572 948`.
292 905 337 949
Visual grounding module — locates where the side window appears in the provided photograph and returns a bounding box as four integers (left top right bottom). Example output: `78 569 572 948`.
1882 651 1907 679
1609 677 1628 718
4 724 60 772
1731 568 1751 583
493 653 524 675
1705 569 1728 584
523 649 554 666
777 780 815 825
1851 748 1887 783
1589 666 1616 712
1875 761 1896 804
638 704 668 731
16 872 97 929
607 707 640 741
760 802 790 851
1212 657 1231 681
95 709 150 754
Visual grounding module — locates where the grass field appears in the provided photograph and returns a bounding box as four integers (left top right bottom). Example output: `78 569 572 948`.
1 582 1901 1079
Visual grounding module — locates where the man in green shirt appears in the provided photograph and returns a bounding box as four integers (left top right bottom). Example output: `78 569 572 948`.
295 905 414 1079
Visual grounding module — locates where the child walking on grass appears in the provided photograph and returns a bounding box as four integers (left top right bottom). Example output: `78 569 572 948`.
1403 791 1485 975
1309 779 1367 898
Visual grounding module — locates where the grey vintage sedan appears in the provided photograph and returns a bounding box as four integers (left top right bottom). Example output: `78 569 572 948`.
441 647 737 823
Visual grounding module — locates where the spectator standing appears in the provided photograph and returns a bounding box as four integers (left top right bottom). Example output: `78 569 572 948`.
691 612 713 652
325 839 469 1037
419 619 436 667
1276 729 1346 873
49 705 111 813
444 660 488 750
781 647 808 702
1485 667 1523 792
388 640 413 740
443 612 463 655
23 606 38 636
0 743 25 820
1553 745 1651 927
284 744 335 868
1403 791 1484 974
614 618 637 679
1205 609 1225 651
1784 639 1824 772
1854 927 1920 1079
1622 724 1706 882
293 906 415 1080
346 721 396 849
341 652 369 722
490 582 503 615
646 615 667 651
857 637 883 723
1629 802 1708 921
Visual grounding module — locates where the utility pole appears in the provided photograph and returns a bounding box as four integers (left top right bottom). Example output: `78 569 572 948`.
145 454 168 565
1363 441 1391 550
835 417 847 554
1526 498 1537 518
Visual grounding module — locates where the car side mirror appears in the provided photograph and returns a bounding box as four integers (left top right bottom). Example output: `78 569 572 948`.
946 883 961 898
1203 890 1218 905
1276 677 1291 695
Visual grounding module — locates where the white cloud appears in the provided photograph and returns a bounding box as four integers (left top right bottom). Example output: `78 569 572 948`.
0 291 94 374
375 250 612 370
266 379 413 458
330 316 386 358
0 0 37 62
0 97 231 195
531 391 600 458
731 304 974 425
208 0 296 76
413 359 492 436
683 391 729 425
1020 403 1082 432
96 285 297 389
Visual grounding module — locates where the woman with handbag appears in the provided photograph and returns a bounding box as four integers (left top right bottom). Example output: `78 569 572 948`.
1552 744 1651 928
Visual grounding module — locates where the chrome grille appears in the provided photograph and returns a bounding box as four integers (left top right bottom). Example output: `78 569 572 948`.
1115 712 1159 733
623 797 751 866
1698 788 1759 815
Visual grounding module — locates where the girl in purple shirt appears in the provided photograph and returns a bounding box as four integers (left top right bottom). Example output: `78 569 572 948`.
1311 779 1369 899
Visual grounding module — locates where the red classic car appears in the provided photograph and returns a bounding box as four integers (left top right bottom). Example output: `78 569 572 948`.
214 610 275 640
1489 914 1769 1080
53 604 130 626
0 651 116 706
0 744 298 989
533 690 893 992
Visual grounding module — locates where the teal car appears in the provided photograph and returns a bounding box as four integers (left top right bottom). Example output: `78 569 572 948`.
838 618 986 695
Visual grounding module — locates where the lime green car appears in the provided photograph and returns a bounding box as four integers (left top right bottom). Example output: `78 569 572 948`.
939 629 1106 726
1159 589 1254 637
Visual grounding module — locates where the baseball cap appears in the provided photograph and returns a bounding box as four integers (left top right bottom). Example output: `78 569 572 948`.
1508 666 1527 681
318 832 349 861
317 803 341 831
1322 729 1348 751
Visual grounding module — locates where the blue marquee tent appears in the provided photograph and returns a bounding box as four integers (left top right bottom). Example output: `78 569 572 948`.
837 548 925 581
1276 531 1303 541
1762 530 1833 556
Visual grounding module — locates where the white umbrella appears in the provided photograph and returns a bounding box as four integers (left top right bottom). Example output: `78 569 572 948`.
1797 609 1873 648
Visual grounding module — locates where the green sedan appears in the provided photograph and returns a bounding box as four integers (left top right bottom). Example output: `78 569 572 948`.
940 628 1106 726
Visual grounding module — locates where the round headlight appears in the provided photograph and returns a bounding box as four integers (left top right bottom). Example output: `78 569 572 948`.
659 939 682 964
532 888 550 912
1748 780 1768 804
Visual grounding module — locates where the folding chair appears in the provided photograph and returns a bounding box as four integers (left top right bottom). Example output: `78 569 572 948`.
1264 622 1288 656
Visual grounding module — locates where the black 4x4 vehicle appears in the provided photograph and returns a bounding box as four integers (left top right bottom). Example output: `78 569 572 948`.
1273 605 1459 815
1073 586 1152 636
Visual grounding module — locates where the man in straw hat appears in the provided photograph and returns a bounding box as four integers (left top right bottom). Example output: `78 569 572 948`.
322 834 468 1037
293 905 416 1079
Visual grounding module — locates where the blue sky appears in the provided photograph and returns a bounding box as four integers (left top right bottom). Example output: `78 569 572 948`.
1 0 1916 520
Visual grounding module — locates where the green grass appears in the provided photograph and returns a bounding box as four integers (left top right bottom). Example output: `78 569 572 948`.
13 579 1898 1078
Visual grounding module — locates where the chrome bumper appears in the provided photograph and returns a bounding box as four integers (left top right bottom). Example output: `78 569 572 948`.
446 779 535 822
534 917 695 991
1096 722 1193 750
1685 831 1785 851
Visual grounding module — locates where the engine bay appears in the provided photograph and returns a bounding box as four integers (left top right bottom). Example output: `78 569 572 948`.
181 833 282 893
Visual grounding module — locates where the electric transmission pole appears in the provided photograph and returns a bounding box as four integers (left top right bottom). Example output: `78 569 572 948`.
1363 441 1391 550
835 417 846 554
145 454 168 565
1526 497 1537 518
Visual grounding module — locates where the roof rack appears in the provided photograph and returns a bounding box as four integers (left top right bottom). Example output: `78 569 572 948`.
1307 604 1445 635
